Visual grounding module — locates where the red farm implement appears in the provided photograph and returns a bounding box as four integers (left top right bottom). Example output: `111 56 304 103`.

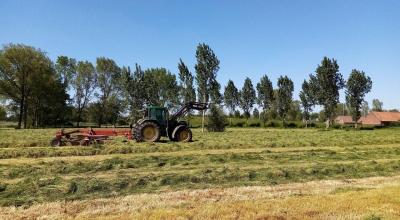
50 128 132 146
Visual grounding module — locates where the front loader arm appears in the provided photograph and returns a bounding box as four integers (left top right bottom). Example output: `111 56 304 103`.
171 102 208 120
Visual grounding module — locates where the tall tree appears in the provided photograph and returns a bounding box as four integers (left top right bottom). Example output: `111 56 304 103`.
372 99 383 112
0 44 64 128
224 80 239 115
256 75 274 111
346 70 372 128
55 56 76 88
239 77 256 119
309 57 345 128
361 101 369 117
299 80 314 127
178 59 196 104
73 61 96 127
195 43 221 131
120 64 143 121
95 57 121 127
143 68 180 108
276 75 294 125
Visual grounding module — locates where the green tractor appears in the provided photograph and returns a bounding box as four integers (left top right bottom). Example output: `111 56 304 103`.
131 102 208 142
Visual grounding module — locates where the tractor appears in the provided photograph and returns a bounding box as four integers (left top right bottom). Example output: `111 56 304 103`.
131 102 208 142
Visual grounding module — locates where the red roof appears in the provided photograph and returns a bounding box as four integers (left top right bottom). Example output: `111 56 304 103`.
335 116 354 124
371 111 400 122
358 111 400 125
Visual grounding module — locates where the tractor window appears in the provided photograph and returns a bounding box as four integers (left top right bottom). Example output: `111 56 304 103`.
155 109 165 121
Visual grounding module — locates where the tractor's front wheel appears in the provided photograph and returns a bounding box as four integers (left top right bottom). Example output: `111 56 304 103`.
173 126 192 142
137 121 161 142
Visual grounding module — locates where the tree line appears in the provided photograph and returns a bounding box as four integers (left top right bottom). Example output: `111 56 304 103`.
0 43 376 129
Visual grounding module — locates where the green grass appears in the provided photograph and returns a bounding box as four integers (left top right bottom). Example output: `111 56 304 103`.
1 127 400 206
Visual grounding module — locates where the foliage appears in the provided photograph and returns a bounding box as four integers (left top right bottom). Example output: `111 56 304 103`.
224 80 239 114
177 59 196 104
252 108 259 118
0 105 6 120
239 77 256 118
346 70 372 126
195 43 221 104
0 44 68 128
72 60 96 126
299 80 314 125
276 75 294 123
143 68 180 108
372 99 383 112
308 57 345 126
207 104 227 132
95 57 121 126
361 101 370 117
256 74 274 111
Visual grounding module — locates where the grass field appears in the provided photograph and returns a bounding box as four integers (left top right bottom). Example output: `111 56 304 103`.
1 127 400 219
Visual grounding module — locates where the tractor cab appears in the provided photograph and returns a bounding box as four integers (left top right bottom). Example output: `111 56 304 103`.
145 106 168 124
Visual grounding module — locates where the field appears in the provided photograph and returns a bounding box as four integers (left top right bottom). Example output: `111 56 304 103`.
1 127 400 219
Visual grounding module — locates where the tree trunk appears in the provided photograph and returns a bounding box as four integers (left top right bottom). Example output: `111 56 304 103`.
23 99 28 129
17 97 24 129
325 119 330 129
201 96 206 132
201 110 205 132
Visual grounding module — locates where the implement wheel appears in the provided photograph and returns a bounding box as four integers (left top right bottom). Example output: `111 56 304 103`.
137 121 161 142
50 138 63 147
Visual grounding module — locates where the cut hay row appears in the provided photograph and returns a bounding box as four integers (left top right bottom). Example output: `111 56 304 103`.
1 175 399 220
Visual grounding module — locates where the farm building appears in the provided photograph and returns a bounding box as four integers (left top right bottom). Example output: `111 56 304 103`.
358 111 400 126
334 116 355 125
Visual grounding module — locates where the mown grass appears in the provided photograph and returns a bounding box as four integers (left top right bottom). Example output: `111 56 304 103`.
0 127 400 207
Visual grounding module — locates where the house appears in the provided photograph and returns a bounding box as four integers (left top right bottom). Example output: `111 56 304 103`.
334 116 355 125
358 111 400 126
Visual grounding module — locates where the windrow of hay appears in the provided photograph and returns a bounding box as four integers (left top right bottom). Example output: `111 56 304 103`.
1 175 400 219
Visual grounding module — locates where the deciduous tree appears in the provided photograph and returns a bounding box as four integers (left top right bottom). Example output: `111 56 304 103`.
256 75 274 111
73 61 96 127
299 80 314 127
239 77 256 119
372 99 383 112
96 57 121 127
195 43 221 131
178 59 196 104
308 57 345 128
276 75 294 125
346 70 372 128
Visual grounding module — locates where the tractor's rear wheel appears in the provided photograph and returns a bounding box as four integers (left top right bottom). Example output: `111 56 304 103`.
137 121 161 142
175 127 192 142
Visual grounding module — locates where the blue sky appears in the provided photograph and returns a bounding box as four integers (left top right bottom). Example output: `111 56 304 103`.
1 0 399 109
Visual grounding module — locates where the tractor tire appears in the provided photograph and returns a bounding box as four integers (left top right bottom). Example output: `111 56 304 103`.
173 126 192 142
136 121 161 142
132 123 141 141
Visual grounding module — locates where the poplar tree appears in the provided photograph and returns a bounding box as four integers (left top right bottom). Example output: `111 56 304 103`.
256 75 274 111
276 75 294 125
195 43 221 131
178 59 196 104
346 70 372 128
239 77 256 119
299 80 314 127
223 80 239 115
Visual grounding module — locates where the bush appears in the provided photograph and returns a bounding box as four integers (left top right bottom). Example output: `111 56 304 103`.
248 122 261 127
264 120 282 128
207 104 227 132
